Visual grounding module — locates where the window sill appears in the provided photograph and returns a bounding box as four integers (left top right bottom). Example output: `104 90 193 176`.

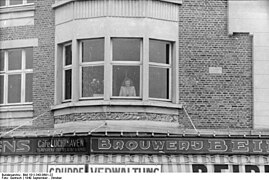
0 103 33 112
0 4 35 14
52 100 182 117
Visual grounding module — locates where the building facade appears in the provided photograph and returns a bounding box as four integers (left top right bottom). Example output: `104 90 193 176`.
0 0 269 173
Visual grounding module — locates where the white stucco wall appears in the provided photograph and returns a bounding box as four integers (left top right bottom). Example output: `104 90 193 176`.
229 0 269 129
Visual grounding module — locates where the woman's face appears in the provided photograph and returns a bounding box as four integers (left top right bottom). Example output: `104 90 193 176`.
125 80 131 87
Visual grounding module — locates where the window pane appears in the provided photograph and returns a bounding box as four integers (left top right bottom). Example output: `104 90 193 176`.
82 39 104 62
113 66 140 97
64 69 72 100
0 0 6 7
26 48 33 69
8 49 22 70
82 66 104 97
0 50 4 71
8 74 21 103
65 45 72 66
113 39 140 61
0 75 3 104
149 40 170 64
27 0 34 3
25 73 33 102
149 67 169 99
10 0 23 5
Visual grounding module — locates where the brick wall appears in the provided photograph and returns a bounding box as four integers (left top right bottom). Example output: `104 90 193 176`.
178 0 253 129
32 0 55 128
0 0 55 129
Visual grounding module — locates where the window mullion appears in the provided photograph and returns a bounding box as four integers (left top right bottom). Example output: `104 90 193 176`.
104 36 111 101
3 51 8 104
142 37 149 101
21 50 26 103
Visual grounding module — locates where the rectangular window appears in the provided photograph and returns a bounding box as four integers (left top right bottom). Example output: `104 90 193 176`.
8 74 21 103
149 40 171 100
0 0 34 7
10 0 23 6
112 38 141 98
63 44 72 101
113 66 140 97
80 38 104 98
0 48 33 105
113 39 140 61
82 66 104 97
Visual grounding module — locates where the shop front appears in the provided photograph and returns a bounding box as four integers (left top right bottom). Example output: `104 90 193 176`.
1 134 269 173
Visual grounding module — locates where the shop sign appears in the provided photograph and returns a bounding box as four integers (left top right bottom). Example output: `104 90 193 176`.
88 165 161 173
192 164 269 173
91 137 269 155
47 165 86 173
0 137 88 155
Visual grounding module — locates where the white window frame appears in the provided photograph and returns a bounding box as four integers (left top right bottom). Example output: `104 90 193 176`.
79 38 105 100
0 48 33 105
62 43 72 102
111 38 143 99
0 0 34 7
60 37 175 103
148 39 172 101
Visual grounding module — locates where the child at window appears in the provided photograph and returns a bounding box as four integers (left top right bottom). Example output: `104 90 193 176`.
119 77 136 96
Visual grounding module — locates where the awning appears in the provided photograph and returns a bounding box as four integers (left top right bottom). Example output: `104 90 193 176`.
1 154 269 173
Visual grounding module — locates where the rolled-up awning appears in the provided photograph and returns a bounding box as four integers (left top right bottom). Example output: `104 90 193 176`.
1 154 269 173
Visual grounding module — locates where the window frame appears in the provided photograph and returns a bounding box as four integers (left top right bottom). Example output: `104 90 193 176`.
0 48 33 105
148 39 172 101
0 0 34 8
111 38 143 99
79 38 105 100
62 43 72 102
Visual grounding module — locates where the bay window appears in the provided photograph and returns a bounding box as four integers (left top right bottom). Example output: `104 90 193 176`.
60 38 175 103
0 48 33 105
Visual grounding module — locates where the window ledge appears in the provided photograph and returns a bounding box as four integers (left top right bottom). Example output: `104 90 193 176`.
52 100 182 111
0 4 35 14
52 100 182 117
0 104 33 112
52 0 182 9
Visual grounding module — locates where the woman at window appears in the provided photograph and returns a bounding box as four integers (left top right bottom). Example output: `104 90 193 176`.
119 77 136 97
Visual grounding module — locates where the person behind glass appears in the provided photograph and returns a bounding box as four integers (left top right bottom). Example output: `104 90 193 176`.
119 77 136 96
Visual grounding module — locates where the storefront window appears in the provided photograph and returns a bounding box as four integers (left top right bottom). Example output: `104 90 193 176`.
0 0 34 7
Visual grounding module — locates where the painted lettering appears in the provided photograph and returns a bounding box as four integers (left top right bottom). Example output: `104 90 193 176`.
208 140 227 152
192 164 207 173
3 141 16 153
98 138 111 150
252 140 263 153
214 164 229 173
245 165 260 173
232 140 249 152
112 140 124 150
139 141 150 150
166 141 177 150
151 141 165 150
16 140 30 153
125 141 138 151
178 141 189 150
191 141 203 150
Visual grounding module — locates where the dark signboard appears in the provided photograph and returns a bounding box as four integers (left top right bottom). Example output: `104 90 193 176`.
1 136 269 155
91 137 269 155
0 137 88 156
